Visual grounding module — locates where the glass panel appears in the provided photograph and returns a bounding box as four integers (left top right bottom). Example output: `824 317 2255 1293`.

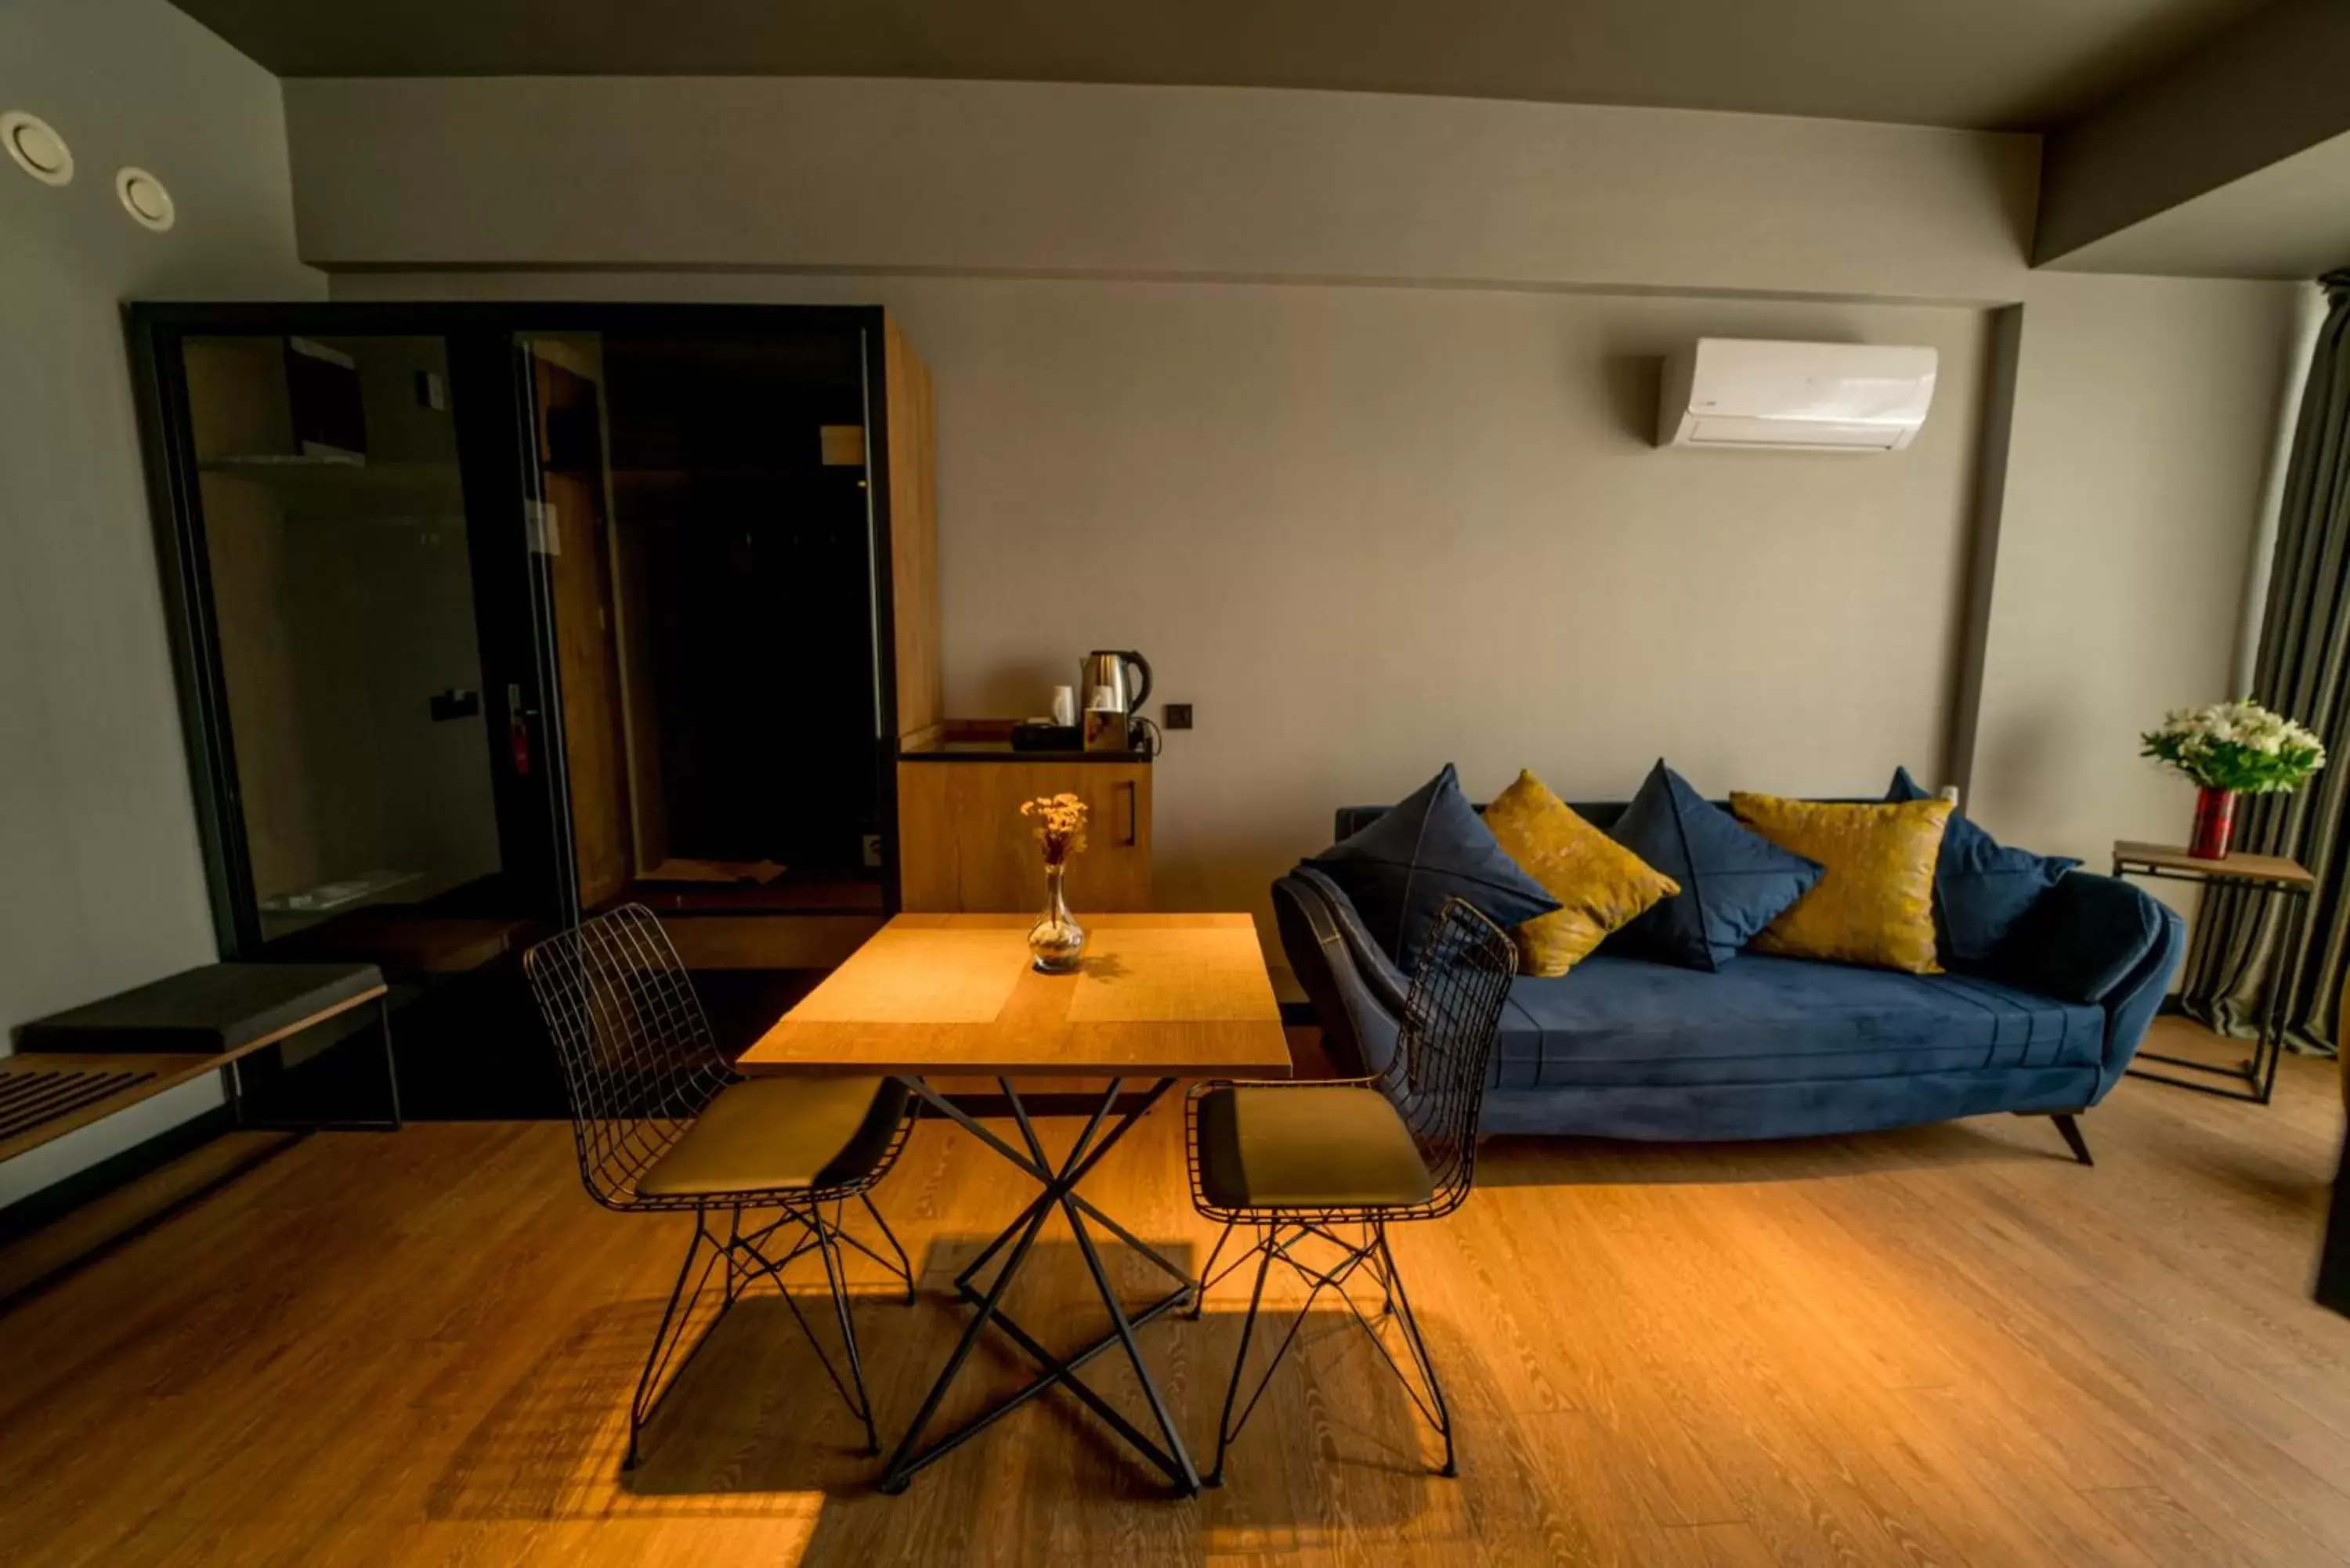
185 334 503 946
521 329 884 915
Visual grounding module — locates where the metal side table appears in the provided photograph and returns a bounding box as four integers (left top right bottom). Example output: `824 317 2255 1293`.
2111 840 2315 1104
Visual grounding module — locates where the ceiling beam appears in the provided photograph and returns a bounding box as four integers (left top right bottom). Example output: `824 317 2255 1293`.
2034 0 2350 269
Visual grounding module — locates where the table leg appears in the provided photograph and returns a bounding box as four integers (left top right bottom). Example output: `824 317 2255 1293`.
997 1083 1200 1492
1058 1183 1202 1492
222 995 404 1132
948 1083 1194 1302
378 993 404 1130
879 1074 1203 1496
2256 888 2312 1105
877 1161 1059 1494
2125 882 2312 1105
950 1078 1123 1299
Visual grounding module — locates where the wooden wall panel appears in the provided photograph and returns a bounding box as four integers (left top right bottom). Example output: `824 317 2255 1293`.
883 315 942 742
533 356 632 910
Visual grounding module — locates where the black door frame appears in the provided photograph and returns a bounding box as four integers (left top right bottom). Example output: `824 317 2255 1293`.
125 300 906 954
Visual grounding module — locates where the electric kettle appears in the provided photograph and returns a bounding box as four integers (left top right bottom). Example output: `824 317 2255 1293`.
1079 650 1152 751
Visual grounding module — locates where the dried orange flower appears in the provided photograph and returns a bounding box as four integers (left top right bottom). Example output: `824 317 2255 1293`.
1019 792 1090 867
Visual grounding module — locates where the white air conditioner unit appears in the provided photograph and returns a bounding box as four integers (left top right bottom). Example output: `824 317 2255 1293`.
1657 339 1938 452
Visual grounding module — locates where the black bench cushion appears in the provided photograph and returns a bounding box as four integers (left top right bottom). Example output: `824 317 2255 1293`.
15 963 385 1055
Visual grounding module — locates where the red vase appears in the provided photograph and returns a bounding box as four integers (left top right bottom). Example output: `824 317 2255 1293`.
2189 786 2236 860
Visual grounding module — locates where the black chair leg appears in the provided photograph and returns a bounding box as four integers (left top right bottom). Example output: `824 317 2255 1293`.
711 1205 888 1455
859 1192 919 1304
1207 1223 1448 1483
1376 1224 1455 1477
1361 1226 1395 1317
2050 1113 2094 1167
812 1211 883 1457
818 1195 918 1303
627 1213 721 1470
1206 1235 1274 1487
1189 1222 1235 1320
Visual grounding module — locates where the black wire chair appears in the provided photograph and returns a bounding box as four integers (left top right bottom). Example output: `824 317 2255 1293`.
525 904 918 1468
1183 896 1516 1482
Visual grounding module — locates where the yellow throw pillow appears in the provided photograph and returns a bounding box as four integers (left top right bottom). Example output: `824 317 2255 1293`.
1485 770 1680 977
1727 793 1953 975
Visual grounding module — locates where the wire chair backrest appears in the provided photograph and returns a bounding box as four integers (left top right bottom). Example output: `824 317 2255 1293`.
523 905 734 1209
1374 898 1517 1216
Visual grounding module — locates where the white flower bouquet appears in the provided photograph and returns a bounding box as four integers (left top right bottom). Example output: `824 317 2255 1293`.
2141 699 2326 794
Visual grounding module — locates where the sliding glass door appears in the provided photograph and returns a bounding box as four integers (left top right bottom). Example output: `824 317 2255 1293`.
180 332 512 947
131 302 902 1110
136 309 570 1114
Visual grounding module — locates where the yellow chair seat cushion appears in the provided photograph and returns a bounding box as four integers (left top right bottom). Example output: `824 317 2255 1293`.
1195 1084 1434 1209
637 1076 908 1198
1484 769 1679 977
1728 793 1953 975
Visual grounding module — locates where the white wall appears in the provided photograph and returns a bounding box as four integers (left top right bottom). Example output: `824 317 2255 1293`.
0 0 321 1204
295 75 2304 992
1975 273 2309 865
335 269 1995 931
285 77 2040 302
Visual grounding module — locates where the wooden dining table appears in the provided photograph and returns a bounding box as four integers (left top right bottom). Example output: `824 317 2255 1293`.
738 911 1292 1496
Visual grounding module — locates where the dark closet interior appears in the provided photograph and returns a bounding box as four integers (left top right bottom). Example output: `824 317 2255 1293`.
599 332 882 903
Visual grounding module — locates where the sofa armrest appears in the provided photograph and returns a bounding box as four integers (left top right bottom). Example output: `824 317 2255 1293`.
1274 867 1410 1078
2092 905 2187 1100
1977 872 2187 1100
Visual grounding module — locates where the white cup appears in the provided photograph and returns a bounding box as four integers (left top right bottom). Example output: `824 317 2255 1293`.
1050 685 1076 726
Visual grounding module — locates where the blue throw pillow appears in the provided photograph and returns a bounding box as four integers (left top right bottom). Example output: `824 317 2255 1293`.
1981 873 2162 1004
1607 761 1823 971
1306 763 1560 970
1886 768 2078 965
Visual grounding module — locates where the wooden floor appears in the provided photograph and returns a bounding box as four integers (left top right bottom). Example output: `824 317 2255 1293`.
4 1018 2348 1566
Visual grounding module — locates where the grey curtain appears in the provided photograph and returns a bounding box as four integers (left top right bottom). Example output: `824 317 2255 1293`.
2181 273 2350 1053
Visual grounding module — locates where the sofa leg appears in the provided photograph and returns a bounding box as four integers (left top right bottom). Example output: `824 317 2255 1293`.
2049 1112 2094 1168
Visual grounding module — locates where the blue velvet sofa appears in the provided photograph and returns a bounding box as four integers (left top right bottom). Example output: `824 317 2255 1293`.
1275 799 2187 1162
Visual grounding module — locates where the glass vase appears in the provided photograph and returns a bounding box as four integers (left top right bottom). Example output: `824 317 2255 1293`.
1028 862 1086 973
2188 785 2236 860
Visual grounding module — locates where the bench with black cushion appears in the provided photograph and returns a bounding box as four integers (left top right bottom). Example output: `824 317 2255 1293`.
4 962 393 1162
16 963 387 1056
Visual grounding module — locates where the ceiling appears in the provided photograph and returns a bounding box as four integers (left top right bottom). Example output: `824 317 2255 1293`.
172 0 2272 133
2045 126 2350 277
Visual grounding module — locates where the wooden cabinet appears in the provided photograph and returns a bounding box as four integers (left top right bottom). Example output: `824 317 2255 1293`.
897 758 1152 913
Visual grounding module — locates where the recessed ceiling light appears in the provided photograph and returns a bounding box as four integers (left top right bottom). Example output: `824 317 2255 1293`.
2 110 74 186
115 167 174 232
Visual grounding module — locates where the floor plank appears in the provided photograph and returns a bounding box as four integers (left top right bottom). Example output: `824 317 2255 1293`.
2 1023 2346 1566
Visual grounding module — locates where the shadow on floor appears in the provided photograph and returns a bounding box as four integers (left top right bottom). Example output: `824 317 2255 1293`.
1473 1112 2088 1187
426 1229 1456 1543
